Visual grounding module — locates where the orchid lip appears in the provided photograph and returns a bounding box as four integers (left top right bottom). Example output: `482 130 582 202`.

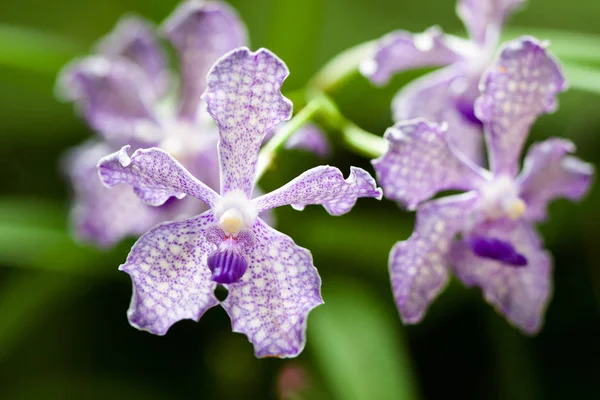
208 247 249 284
470 236 527 267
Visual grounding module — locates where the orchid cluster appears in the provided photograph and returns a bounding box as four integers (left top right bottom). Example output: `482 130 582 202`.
58 0 593 358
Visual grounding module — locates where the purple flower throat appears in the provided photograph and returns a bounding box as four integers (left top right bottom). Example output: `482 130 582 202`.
470 236 527 267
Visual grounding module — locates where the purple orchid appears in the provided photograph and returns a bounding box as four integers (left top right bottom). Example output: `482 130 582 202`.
58 1 246 247
97 48 382 357
361 0 526 164
373 37 593 334
58 1 327 247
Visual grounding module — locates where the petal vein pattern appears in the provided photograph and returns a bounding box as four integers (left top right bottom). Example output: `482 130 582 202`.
221 219 323 358
253 166 382 215
203 47 293 197
121 212 219 335
98 146 219 207
373 119 484 209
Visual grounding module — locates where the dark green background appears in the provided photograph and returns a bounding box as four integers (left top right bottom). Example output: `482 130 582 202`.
1 0 599 399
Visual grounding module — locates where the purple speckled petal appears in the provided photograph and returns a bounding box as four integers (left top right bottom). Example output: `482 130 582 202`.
518 138 594 222
98 146 219 207
360 27 467 85
390 193 479 324
203 47 293 197
457 0 525 45
373 118 485 210
221 218 323 358
96 15 169 98
57 56 158 145
120 212 219 335
163 1 247 120
476 37 567 176
253 166 382 215
392 67 485 165
284 123 330 157
64 140 164 247
451 220 552 334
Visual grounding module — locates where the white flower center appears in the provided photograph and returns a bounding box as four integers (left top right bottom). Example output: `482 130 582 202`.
478 176 527 220
212 190 257 235
158 120 211 160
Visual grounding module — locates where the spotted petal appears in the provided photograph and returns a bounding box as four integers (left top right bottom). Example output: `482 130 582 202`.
457 0 525 45
221 218 323 358
203 47 293 197
392 67 485 165
121 212 219 335
164 0 247 120
96 15 169 98
476 37 566 176
518 138 594 222
57 56 159 145
253 166 382 215
390 193 479 323
373 119 485 210
360 26 467 85
98 146 219 207
64 141 164 247
451 220 552 334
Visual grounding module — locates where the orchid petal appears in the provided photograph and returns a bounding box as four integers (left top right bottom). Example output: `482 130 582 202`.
390 193 479 324
476 37 566 176
57 56 159 145
392 67 485 165
451 220 552 334
97 15 169 98
221 219 323 358
361 27 467 85
163 1 247 120
253 166 381 215
457 0 525 45
203 47 293 197
120 212 219 335
98 146 219 207
518 138 594 222
373 119 485 210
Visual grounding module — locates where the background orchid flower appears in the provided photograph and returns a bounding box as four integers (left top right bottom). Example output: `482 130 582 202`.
373 37 593 334
361 0 526 164
97 47 382 358
57 1 246 247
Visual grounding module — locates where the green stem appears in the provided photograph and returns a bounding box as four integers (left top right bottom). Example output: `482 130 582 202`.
255 95 326 181
317 93 387 159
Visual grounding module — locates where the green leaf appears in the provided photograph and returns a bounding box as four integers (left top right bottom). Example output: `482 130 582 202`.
308 279 419 400
560 62 600 96
0 24 82 74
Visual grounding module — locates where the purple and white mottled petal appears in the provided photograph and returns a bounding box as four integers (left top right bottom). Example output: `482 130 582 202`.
121 212 219 335
57 56 159 145
253 166 382 215
476 37 566 176
284 123 330 157
451 220 552 334
518 138 594 222
96 15 169 98
373 118 485 210
360 27 468 85
392 67 485 165
64 140 164 247
203 47 293 197
457 0 525 45
98 146 219 207
221 219 323 358
163 0 247 120
390 193 479 323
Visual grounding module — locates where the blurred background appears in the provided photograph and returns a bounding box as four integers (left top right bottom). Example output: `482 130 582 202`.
1 0 599 398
